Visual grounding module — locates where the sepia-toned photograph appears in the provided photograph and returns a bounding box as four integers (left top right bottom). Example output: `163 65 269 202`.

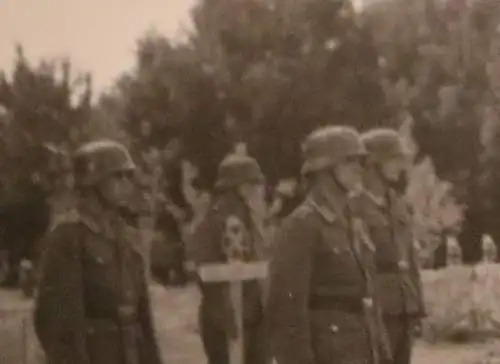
1 0 500 363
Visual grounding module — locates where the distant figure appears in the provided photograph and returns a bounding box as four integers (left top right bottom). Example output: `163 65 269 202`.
446 236 462 266
152 203 189 287
34 140 162 364
361 128 426 364
481 234 497 263
153 154 193 287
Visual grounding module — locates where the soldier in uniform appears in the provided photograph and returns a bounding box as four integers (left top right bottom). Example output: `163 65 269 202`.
267 126 391 364
360 128 426 364
34 140 163 364
191 153 268 364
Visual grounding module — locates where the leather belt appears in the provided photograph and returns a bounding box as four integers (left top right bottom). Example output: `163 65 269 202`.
86 305 137 325
309 296 373 313
377 260 409 273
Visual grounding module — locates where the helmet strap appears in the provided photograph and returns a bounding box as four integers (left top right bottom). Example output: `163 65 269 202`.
375 163 408 194
328 168 348 194
94 185 127 215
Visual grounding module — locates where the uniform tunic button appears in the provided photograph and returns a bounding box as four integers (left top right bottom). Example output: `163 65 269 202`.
398 260 409 271
288 293 293 299
329 324 339 333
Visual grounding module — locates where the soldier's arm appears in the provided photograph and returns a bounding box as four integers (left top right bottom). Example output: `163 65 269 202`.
409 238 426 317
405 200 427 318
267 213 315 364
33 222 90 364
191 211 238 337
137 256 163 364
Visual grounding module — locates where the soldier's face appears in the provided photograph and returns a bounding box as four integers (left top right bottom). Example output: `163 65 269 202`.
239 183 266 215
99 171 135 207
381 156 408 182
334 157 364 193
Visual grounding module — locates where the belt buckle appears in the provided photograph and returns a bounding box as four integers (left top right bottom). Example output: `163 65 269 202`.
118 305 135 319
362 297 373 309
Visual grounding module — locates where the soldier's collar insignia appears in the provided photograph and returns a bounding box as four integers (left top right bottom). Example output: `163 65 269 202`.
352 218 375 252
308 199 336 223
78 214 101 234
49 209 80 232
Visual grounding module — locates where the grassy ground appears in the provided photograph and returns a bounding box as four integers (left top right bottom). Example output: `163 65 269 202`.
2 285 500 364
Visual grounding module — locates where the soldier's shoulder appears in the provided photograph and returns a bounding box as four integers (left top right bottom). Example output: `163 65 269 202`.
281 202 316 228
210 195 245 218
351 191 387 225
50 209 100 235
389 190 412 219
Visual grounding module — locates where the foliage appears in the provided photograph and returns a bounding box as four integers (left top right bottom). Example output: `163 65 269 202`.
103 0 393 191
363 0 500 261
477 32 500 243
400 116 464 255
0 45 91 195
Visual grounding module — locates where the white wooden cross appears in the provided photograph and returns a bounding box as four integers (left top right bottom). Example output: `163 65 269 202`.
198 261 269 364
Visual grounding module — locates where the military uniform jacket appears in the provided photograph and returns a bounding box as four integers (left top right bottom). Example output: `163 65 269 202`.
34 206 162 364
358 189 425 317
191 193 263 335
267 188 390 364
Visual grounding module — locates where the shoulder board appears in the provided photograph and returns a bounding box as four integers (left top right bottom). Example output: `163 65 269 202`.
307 199 336 224
288 203 313 220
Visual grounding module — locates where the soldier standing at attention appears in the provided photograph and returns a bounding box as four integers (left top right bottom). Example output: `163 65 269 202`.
360 128 426 364
192 152 268 364
34 140 163 364
267 126 391 364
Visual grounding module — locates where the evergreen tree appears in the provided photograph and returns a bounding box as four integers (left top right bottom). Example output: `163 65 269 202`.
108 0 394 191
0 45 92 192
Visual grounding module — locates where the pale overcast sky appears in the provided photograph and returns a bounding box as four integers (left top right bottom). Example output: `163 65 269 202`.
0 0 196 95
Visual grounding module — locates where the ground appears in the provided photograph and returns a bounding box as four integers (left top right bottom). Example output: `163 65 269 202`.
1 285 500 364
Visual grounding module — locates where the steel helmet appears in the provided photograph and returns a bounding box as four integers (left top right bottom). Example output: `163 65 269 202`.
301 125 367 175
215 153 265 189
361 128 410 163
73 139 136 187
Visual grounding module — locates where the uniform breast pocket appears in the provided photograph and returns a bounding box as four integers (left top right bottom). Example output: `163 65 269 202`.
318 228 358 273
310 311 371 364
82 241 117 284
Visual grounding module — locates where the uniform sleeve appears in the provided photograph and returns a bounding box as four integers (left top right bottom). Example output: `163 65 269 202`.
138 261 163 364
191 211 237 337
409 239 426 317
33 222 90 364
267 215 315 364
406 202 426 318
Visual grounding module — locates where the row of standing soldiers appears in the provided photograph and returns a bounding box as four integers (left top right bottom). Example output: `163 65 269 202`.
33 125 425 364
191 125 426 364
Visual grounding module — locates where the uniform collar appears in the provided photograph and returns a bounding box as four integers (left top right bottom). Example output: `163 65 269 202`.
76 195 125 239
308 180 349 224
364 189 387 208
